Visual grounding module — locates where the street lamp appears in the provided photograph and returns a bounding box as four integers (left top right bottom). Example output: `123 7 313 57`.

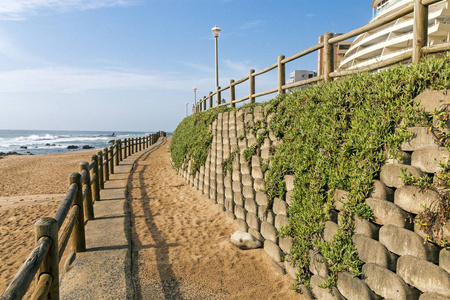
193 87 197 106
211 25 221 89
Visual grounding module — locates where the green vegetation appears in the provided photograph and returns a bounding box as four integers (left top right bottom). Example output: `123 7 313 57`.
170 106 230 173
170 55 450 289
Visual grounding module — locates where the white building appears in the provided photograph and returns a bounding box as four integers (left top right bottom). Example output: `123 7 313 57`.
287 70 317 84
339 0 450 71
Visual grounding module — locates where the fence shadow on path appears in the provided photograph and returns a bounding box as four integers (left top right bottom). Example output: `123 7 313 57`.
125 139 183 299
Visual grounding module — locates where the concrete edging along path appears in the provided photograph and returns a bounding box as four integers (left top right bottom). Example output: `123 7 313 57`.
59 137 166 299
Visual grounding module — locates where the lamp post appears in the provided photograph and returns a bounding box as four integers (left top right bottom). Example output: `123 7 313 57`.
185 102 188 117
211 25 221 89
193 87 197 107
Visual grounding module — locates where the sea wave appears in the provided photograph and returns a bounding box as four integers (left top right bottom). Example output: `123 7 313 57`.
0 130 146 154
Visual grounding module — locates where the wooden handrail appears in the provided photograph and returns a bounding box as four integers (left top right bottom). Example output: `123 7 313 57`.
422 41 450 54
253 62 277 76
54 183 77 228
422 0 442 5
330 50 413 78
58 206 79 260
281 43 324 64
328 4 414 44
282 75 324 90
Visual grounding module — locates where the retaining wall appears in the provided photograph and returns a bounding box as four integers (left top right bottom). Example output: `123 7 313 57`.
178 90 450 300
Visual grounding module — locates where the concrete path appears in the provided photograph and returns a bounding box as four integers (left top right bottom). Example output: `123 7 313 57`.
59 138 166 299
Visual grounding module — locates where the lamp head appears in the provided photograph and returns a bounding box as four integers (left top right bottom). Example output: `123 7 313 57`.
211 25 221 38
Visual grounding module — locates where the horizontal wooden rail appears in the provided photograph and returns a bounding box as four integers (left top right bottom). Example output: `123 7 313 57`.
233 95 250 104
253 88 278 99
30 273 52 300
422 0 442 5
233 75 250 86
253 63 277 76
282 75 324 90
330 50 413 78
58 206 79 260
422 42 450 54
1 237 52 300
328 4 414 44
88 161 95 171
281 43 324 64
218 85 230 93
54 183 77 228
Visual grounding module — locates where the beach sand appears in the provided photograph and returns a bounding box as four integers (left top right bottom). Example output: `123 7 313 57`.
0 150 97 295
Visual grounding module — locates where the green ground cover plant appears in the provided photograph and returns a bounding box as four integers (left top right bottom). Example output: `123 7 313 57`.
170 55 450 290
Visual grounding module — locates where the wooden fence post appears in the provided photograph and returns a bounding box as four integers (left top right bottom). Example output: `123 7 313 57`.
91 155 100 203
80 162 94 220
203 96 206 111
209 92 213 109
216 86 221 106
115 142 120 166
118 139 123 161
109 146 114 174
34 217 59 299
103 148 110 181
323 32 334 83
413 0 428 63
249 69 255 104
97 151 104 189
122 139 126 159
135 138 138 153
278 55 286 95
69 173 86 252
230 80 235 108
139 137 142 151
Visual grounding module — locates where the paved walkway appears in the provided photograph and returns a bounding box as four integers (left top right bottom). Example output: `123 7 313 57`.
59 139 165 299
60 137 304 300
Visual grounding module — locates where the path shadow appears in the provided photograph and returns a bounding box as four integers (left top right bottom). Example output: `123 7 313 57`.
124 139 183 299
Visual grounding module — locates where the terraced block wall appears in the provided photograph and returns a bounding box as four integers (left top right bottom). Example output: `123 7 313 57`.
177 90 450 300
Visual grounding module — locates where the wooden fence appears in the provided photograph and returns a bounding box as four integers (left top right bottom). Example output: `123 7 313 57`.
194 0 450 113
0 131 166 300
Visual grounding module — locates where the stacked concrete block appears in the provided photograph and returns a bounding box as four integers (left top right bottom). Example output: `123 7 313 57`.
203 155 210 196
222 112 230 158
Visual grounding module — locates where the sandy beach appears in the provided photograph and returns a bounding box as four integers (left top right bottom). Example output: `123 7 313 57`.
0 150 97 294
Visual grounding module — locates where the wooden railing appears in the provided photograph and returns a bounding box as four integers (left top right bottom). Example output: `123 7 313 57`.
194 0 450 113
0 131 166 300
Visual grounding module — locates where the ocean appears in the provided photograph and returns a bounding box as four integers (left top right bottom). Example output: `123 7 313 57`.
0 129 151 155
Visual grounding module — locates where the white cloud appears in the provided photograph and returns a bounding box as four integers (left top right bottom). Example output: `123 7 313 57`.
180 61 214 74
0 0 136 20
0 67 194 93
223 59 252 77
240 20 264 30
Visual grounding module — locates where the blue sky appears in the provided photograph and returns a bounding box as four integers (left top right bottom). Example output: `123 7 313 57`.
0 0 371 132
